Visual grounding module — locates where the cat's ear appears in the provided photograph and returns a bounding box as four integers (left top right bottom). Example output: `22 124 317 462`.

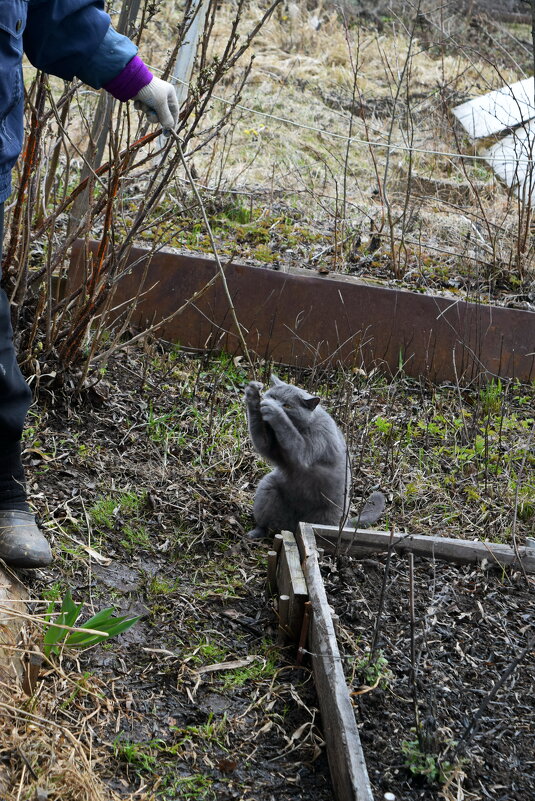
270 374 284 386
302 396 321 410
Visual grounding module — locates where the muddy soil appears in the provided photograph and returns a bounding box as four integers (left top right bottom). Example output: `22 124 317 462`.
324 551 535 800
5 346 534 800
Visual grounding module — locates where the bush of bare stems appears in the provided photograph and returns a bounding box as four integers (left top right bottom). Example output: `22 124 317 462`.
4 0 534 397
0 0 279 394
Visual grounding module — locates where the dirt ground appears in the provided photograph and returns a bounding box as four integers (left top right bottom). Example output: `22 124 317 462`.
327 552 535 801
7 351 335 801
1 344 532 801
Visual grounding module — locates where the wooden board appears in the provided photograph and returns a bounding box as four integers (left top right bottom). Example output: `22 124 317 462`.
452 77 535 139
0 565 29 689
295 524 374 801
485 120 535 200
310 525 535 572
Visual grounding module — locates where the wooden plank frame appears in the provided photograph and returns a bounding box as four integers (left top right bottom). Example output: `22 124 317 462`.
273 523 535 801
295 524 374 801
308 525 535 573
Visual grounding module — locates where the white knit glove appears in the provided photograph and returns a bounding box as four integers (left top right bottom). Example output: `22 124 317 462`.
133 77 179 131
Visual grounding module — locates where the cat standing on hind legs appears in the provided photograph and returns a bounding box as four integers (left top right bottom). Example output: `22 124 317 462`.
245 375 385 540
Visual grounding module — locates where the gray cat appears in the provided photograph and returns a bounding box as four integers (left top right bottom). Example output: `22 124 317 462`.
245 375 385 539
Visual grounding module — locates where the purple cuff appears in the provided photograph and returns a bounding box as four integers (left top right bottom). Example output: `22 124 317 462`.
103 56 153 102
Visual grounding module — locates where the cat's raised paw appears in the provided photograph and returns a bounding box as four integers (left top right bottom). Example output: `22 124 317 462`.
259 398 281 422
245 381 263 401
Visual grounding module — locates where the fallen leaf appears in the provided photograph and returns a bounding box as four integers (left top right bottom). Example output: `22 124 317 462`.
196 656 256 675
218 758 237 774
289 722 309 742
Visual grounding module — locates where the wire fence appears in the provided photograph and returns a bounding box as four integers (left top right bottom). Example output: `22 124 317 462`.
142 65 535 167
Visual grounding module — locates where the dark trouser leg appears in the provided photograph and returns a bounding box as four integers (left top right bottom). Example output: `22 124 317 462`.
0 441 29 510
0 204 51 566
0 203 32 510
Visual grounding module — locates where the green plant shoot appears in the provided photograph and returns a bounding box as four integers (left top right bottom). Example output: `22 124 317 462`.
43 589 139 657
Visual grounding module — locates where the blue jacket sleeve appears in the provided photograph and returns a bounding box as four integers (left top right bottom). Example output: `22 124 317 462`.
76 27 138 89
24 1 137 89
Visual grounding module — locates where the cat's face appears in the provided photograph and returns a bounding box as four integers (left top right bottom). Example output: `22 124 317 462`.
264 376 320 428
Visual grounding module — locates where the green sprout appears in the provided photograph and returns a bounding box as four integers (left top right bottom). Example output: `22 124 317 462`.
42 589 139 658
401 738 456 785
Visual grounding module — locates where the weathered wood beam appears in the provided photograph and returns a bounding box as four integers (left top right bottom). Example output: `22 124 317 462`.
311 526 535 573
276 531 308 641
295 524 374 801
0 564 29 691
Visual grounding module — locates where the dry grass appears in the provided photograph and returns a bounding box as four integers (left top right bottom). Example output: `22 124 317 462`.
0 679 120 801
21 1 534 292
144 0 534 287
191 5 494 173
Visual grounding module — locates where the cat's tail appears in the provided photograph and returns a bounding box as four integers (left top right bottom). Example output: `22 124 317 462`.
350 491 386 528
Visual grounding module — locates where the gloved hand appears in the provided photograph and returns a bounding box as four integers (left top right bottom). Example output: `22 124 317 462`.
133 77 179 132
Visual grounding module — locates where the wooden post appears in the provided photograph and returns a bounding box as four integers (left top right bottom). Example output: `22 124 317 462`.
0 565 29 691
296 601 312 666
277 595 290 644
267 550 278 596
295 524 374 801
275 531 308 642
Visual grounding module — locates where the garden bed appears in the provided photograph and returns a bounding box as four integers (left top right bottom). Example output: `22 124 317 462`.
323 549 535 801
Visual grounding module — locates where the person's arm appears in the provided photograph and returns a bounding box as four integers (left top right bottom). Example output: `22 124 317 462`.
24 0 115 84
24 0 178 129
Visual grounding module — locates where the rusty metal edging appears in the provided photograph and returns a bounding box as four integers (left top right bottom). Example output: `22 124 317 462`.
69 241 535 384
